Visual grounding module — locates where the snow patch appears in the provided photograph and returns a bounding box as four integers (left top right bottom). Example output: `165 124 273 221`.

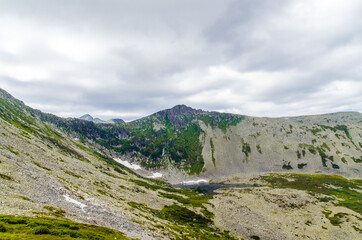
63 195 87 210
113 158 141 170
147 172 163 178
181 179 209 185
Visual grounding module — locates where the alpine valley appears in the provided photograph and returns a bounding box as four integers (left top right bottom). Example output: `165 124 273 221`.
0 88 361 240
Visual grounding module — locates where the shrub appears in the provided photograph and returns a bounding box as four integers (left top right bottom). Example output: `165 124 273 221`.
0 223 6 232
33 226 51 235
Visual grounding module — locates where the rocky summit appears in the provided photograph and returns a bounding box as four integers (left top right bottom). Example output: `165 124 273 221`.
0 88 361 240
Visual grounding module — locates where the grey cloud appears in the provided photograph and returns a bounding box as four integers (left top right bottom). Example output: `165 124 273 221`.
0 0 361 120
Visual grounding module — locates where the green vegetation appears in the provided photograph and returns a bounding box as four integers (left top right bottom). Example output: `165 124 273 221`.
322 210 348 226
155 205 236 240
6 146 19 155
0 173 12 181
64 171 82 179
282 162 293 170
308 147 316 154
297 150 301 159
297 163 307 169
210 138 216 167
33 162 51 171
93 181 111 189
199 115 244 132
217 115 244 133
43 206 65 217
310 127 321 136
319 124 357 148
168 124 204 174
259 174 362 214
17 195 32 201
158 192 212 208
0 214 129 239
130 179 212 207
351 157 362 163
256 144 262 154
242 140 251 157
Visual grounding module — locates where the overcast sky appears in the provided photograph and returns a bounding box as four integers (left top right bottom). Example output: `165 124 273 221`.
0 0 361 121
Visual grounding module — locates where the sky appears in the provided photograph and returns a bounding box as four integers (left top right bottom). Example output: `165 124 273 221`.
0 0 361 121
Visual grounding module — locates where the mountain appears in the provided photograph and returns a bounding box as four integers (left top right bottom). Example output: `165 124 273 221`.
77 104 361 179
106 118 125 124
0 88 361 240
1 89 361 179
79 114 105 123
79 114 94 121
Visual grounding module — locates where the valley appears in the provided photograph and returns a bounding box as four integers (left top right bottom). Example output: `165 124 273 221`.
0 88 361 239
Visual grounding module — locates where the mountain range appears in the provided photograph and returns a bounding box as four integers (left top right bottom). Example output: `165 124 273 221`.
0 88 361 240
79 114 125 124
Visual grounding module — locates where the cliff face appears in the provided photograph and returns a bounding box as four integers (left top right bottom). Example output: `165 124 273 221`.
200 113 362 178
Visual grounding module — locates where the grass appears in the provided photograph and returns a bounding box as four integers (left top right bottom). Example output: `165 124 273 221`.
129 178 212 206
158 192 212 208
258 173 362 214
0 173 13 181
322 210 348 226
64 171 82 179
0 214 129 239
210 138 216 167
154 205 236 240
43 206 65 217
33 162 51 171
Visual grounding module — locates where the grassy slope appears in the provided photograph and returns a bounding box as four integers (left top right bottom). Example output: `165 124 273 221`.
258 174 362 215
0 215 129 240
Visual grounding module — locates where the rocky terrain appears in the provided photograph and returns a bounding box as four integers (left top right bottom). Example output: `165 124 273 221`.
200 112 362 179
0 88 361 239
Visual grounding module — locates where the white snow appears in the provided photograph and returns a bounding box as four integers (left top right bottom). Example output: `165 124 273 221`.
63 195 87 209
147 172 163 178
113 158 141 170
181 179 209 185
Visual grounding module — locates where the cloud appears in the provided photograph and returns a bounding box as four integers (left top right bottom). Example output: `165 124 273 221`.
0 0 361 121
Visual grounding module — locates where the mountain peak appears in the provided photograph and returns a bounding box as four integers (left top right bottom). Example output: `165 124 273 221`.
79 114 94 121
79 114 105 123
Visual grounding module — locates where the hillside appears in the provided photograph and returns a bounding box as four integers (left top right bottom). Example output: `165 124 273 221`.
0 89 235 239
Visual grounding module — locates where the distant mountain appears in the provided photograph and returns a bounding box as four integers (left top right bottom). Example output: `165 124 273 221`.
79 114 93 121
106 118 125 124
79 114 105 123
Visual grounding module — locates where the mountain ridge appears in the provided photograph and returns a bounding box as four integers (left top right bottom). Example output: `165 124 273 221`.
0 88 361 178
